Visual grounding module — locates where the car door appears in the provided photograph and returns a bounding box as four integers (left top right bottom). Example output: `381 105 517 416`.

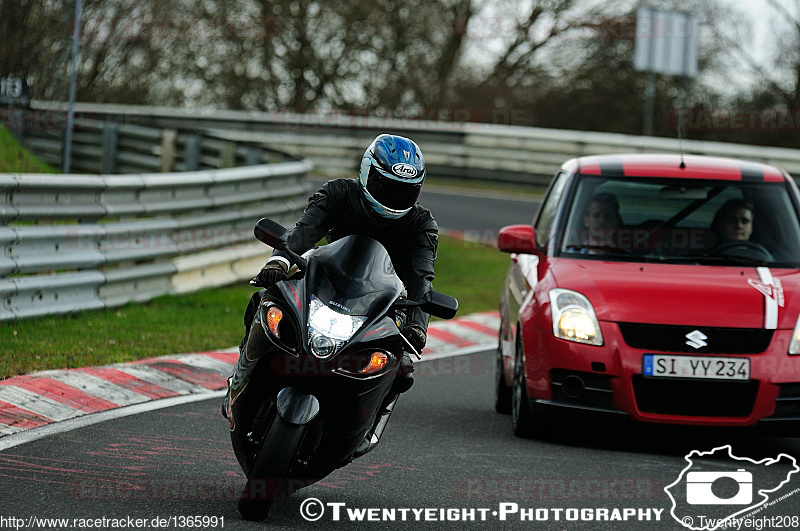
500 170 571 359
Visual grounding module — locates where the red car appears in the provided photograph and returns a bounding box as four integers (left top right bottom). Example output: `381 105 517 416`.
496 154 800 435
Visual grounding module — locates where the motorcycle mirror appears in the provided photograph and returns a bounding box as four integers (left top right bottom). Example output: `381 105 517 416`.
254 218 288 248
254 217 308 271
394 291 458 320
423 291 459 320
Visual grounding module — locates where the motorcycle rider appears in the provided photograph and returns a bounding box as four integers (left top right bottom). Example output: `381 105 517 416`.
239 133 438 399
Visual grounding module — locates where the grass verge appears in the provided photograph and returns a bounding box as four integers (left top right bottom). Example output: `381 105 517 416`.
0 126 57 173
0 234 509 378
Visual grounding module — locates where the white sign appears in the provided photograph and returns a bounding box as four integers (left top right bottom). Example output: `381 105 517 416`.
634 7 698 78
0 76 28 104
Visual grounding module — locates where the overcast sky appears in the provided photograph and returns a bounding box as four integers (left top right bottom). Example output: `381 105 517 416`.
721 0 797 79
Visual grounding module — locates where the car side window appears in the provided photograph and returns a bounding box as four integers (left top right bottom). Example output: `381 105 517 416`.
534 171 569 247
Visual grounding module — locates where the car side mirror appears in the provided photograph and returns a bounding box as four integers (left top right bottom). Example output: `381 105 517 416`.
497 225 537 254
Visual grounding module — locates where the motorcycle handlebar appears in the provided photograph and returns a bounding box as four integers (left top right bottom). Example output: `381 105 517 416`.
254 217 458 320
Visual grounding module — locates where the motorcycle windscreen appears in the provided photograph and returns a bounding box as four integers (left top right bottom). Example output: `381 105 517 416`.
304 235 405 316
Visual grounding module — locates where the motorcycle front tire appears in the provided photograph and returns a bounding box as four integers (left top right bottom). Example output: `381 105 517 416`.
237 415 305 520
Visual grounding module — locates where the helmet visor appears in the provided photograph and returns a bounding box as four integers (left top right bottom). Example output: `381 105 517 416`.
366 166 423 211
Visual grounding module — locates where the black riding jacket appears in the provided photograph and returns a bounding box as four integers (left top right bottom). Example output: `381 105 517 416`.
273 179 438 333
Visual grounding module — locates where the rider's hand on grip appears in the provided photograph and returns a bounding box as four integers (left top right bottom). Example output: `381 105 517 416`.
250 261 289 287
401 324 427 353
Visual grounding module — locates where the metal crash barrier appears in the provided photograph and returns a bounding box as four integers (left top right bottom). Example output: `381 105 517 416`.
18 102 800 187
0 116 311 321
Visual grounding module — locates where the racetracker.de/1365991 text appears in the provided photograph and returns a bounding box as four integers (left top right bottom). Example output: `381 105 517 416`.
0 515 225 529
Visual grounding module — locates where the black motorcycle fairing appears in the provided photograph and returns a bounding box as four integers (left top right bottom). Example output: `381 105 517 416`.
231 316 401 474
334 316 403 378
305 235 405 317
276 387 320 425
257 299 302 356
268 235 406 362
230 232 428 505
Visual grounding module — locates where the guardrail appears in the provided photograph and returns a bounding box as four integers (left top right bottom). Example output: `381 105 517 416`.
5 101 800 320
0 116 312 321
18 102 800 186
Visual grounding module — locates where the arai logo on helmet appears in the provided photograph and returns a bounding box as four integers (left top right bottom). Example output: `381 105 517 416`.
391 163 418 178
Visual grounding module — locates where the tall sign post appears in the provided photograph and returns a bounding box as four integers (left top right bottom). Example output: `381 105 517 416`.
64 0 82 173
633 8 698 136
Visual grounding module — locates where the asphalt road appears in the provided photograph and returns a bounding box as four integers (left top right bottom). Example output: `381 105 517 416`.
2 185 799 530
1 350 799 530
420 185 540 234
309 179 541 236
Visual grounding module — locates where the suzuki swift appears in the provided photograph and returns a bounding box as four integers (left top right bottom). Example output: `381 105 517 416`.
496 154 800 435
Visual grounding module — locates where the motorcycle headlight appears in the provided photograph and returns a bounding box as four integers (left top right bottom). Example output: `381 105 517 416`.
308 295 366 358
310 335 337 358
549 288 603 346
789 314 800 355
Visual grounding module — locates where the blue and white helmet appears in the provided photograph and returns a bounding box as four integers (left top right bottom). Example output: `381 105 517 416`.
359 134 426 219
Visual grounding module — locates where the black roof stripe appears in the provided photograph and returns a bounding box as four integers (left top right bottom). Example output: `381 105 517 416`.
740 162 765 182
599 157 625 177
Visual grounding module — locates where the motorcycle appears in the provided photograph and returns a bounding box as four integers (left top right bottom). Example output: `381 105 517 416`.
224 218 458 520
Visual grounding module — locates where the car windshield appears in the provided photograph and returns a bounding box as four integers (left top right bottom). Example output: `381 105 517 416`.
559 175 800 267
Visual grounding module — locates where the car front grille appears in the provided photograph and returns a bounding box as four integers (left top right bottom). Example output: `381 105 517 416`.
619 323 773 354
632 375 759 417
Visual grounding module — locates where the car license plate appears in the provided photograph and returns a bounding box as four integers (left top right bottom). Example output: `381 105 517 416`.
643 354 750 381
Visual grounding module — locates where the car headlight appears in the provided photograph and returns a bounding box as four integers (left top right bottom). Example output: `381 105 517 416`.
308 295 366 358
789 314 800 355
549 288 603 346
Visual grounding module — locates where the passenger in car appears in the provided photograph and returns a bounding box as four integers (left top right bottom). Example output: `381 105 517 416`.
582 192 622 254
711 199 754 243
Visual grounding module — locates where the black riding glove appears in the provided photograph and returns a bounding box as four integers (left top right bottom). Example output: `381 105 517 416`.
251 261 288 287
401 324 427 353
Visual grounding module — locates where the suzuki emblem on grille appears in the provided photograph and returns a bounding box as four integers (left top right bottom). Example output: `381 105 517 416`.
685 330 708 349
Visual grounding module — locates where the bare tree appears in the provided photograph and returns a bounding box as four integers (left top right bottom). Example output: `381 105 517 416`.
0 0 71 100
742 0 800 109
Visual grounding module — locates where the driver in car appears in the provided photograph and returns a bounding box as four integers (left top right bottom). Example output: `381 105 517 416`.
581 192 622 254
708 199 773 260
711 199 754 243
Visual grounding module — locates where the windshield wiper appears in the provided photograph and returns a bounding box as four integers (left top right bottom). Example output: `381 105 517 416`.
694 255 769 266
636 254 772 266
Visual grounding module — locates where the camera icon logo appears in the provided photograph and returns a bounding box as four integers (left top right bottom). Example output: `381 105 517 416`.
686 469 753 505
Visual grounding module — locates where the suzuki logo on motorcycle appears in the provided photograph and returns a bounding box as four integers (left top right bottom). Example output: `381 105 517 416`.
685 330 708 350
392 163 417 178
329 300 351 313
